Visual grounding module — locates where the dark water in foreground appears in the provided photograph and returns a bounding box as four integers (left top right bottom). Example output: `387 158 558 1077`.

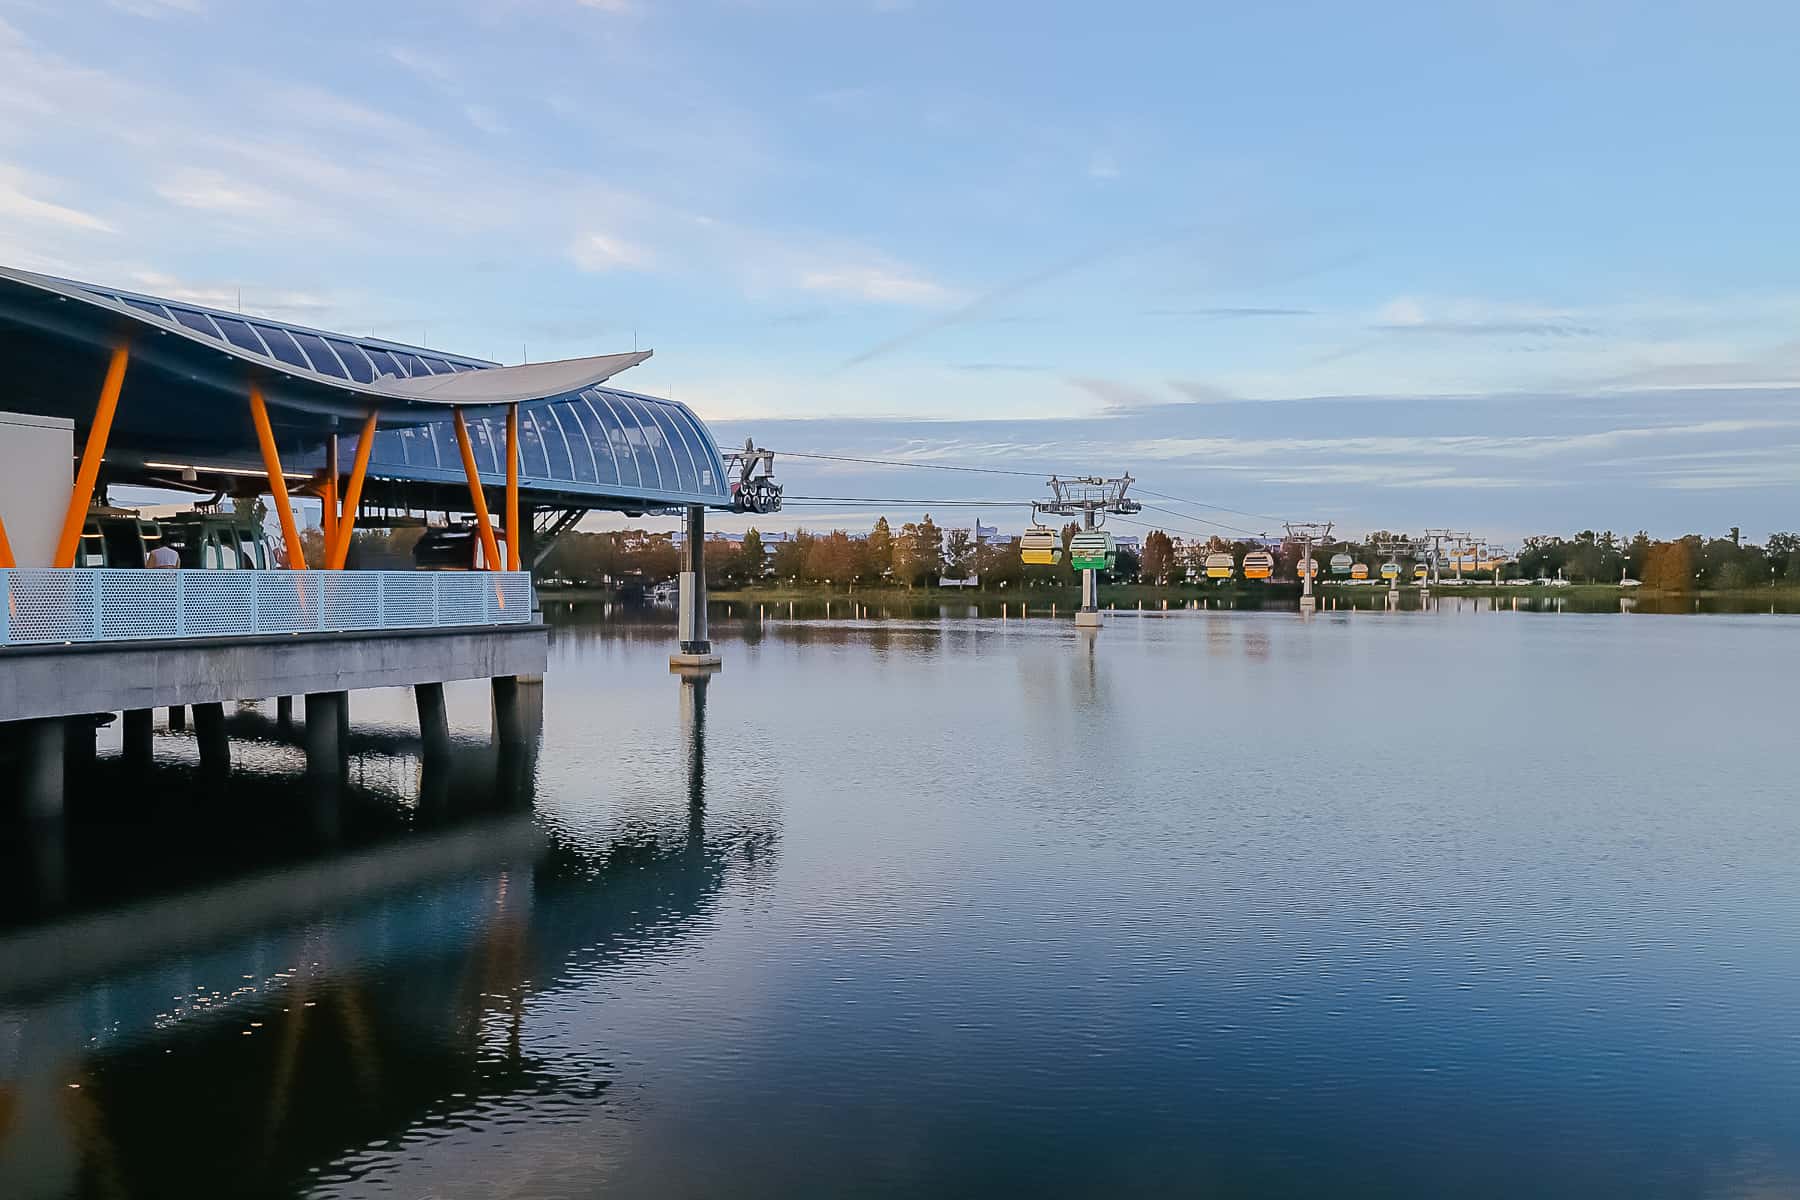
5 603 1800 1197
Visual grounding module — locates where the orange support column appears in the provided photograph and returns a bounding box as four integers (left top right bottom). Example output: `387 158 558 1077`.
0 514 15 569
248 387 308 570
452 409 503 571
53 345 130 567
322 435 339 553
505 404 521 571
327 411 379 570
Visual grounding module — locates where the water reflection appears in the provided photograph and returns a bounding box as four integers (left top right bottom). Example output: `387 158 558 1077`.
0 669 771 1200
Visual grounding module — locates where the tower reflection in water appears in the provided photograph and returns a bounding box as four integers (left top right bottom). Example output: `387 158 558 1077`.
0 672 770 1199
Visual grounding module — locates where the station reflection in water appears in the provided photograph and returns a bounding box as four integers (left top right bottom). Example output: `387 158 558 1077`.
0 672 760 1199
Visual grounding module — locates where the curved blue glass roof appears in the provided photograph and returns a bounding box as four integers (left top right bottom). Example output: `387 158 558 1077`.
0 264 730 509
68 276 499 382
337 385 728 508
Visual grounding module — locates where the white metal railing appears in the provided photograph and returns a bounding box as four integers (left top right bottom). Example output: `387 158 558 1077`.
0 569 534 647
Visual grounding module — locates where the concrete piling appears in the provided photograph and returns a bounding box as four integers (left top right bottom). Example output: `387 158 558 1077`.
416 682 451 761
303 692 342 777
123 708 154 769
193 702 228 774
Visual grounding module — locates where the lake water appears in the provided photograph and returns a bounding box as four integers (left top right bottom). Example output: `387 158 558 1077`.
5 601 1800 1198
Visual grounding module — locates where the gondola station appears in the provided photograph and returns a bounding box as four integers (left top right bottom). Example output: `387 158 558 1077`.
0 264 764 817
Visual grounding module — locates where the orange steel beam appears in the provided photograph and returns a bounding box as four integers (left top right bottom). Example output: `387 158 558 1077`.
505 403 521 571
322 435 339 552
0 513 14 569
326 411 378 570
249 387 308 570
452 409 503 571
53 345 130 568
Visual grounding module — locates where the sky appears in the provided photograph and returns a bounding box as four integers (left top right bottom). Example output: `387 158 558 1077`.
4 0 1800 543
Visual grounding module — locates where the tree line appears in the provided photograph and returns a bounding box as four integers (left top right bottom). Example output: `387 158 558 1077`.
535 520 1800 592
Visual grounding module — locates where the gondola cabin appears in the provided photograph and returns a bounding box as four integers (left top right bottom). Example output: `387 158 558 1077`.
1379 562 1401 581
1068 530 1115 571
1413 564 1429 582
1296 557 1318 579
1204 551 1235 580
1350 562 1370 581
1330 552 1355 576
1242 550 1275 580
1020 524 1062 566
413 524 510 571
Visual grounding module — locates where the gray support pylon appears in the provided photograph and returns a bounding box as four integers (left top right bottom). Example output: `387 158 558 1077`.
416 682 452 761
123 708 154 769
678 504 711 656
304 692 341 776
193 702 229 773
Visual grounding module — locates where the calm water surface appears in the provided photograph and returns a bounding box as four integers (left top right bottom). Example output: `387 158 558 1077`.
4 602 1800 1197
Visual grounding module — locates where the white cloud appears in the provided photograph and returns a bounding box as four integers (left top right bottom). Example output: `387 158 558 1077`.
387 46 453 82
105 0 202 17
154 168 284 216
801 265 954 305
1087 152 1120 180
0 171 115 233
570 232 654 272
463 103 507 134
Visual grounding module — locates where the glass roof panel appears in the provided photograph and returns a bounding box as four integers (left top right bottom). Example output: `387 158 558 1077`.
118 296 170 321
569 395 620 486
555 401 600 484
390 351 429 377
289 330 348 379
212 316 269 356
363 348 404 380
169 307 223 340
641 401 699 493
538 407 574 480
323 337 376 383
618 395 679 491
252 325 310 370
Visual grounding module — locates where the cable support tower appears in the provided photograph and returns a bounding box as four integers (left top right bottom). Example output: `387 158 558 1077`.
1029 474 1141 628
1283 521 1335 608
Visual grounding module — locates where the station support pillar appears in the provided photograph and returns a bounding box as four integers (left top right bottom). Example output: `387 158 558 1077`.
18 720 64 821
1300 536 1317 613
492 676 526 747
193 702 228 774
416 682 452 762
304 692 342 777
123 708 154 769
672 504 722 668
1075 509 1102 628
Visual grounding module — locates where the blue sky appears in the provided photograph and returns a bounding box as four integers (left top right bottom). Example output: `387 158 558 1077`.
4 0 1800 541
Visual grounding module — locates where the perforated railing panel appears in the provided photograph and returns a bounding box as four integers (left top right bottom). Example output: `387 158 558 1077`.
0 570 533 645
98 572 181 640
380 574 437 627
182 573 255 638
436 574 488 627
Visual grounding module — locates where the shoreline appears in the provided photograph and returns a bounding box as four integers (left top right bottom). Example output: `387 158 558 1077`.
538 581 1800 604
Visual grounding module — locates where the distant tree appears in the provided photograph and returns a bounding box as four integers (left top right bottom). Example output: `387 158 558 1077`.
299 526 327 569
1141 530 1176 584
1625 531 1652 580
914 513 944 581
1767 532 1800 581
740 528 765 583
943 528 975 579
973 537 1024 589
771 531 811 581
866 517 895 581
704 537 743 586
1110 545 1141 580
1642 539 1695 591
